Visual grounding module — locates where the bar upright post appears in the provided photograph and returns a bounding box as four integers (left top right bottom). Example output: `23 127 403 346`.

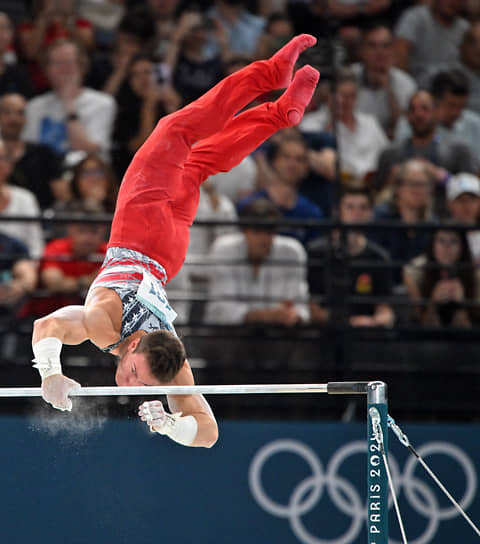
367 381 388 544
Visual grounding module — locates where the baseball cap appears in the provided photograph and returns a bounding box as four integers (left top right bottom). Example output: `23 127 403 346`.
446 173 480 201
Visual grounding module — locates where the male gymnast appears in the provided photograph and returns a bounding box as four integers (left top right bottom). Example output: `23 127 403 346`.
31 34 319 448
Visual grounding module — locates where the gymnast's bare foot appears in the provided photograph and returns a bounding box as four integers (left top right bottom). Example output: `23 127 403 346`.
278 65 320 126
270 34 317 88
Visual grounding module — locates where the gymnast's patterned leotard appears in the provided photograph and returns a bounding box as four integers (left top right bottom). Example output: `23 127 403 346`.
88 247 177 353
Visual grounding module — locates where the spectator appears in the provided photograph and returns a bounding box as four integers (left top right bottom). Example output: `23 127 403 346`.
350 20 416 138
187 179 238 269
185 179 238 322
319 1 394 64
301 130 337 217
23 39 116 162
0 12 33 97
446 172 480 263
112 53 180 179
146 0 183 61
287 0 330 38
0 232 37 315
375 90 476 194
164 11 225 106
208 154 258 204
374 158 435 284
32 202 108 316
49 151 118 223
77 0 126 47
0 93 62 209
68 153 118 213
254 12 294 60
237 135 323 245
263 125 337 216
205 0 265 58
394 0 469 86
17 0 95 93
86 8 156 95
308 185 394 327
0 139 44 258
456 22 480 114
300 66 389 182
404 227 480 327
288 1 394 63
430 68 480 166
204 198 309 325
45 154 117 240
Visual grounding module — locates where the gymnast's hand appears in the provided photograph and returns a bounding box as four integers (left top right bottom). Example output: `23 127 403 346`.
41 374 81 411
138 400 167 432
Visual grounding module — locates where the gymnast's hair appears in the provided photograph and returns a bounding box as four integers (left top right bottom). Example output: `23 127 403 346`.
134 331 186 382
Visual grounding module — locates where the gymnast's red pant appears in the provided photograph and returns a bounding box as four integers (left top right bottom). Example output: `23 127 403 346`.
108 58 292 282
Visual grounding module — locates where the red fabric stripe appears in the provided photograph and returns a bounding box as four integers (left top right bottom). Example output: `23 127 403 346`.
100 259 166 282
96 271 143 283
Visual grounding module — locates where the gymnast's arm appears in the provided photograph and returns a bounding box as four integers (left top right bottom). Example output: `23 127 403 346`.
31 304 115 410
32 303 114 346
139 361 219 448
167 361 219 448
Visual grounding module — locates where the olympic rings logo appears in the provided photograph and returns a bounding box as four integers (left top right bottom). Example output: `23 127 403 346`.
248 439 477 544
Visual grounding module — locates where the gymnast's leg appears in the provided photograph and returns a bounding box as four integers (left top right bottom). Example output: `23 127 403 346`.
112 34 316 201
108 35 317 276
173 66 320 224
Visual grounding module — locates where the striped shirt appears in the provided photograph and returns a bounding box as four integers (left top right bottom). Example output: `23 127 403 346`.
88 247 176 352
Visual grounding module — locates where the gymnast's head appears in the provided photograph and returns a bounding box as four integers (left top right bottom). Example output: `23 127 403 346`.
115 331 186 386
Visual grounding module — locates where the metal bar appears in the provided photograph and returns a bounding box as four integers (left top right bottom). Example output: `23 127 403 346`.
2 214 479 233
327 381 369 394
367 381 389 544
0 383 337 397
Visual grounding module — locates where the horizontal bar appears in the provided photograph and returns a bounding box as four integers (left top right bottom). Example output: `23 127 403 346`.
0 383 332 397
327 382 369 394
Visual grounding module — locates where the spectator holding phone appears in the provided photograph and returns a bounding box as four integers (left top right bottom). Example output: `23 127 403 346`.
112 53 180 178
403 228 480 327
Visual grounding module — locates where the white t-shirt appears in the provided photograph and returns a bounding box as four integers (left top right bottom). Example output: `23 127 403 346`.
395 5 469 85
300 107 389 179
23 87 116 160
350 63 417 132
204 233 310 324
188 188 237 257
0 185 44 257
208 155 257 203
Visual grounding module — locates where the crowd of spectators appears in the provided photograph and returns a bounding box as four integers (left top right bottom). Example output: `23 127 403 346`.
0 0 480 331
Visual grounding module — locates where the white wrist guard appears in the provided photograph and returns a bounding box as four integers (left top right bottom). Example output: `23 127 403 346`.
152 412 198 446
32 337 63 380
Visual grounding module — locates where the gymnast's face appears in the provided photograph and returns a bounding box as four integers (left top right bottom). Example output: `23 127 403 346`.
115 339 159 386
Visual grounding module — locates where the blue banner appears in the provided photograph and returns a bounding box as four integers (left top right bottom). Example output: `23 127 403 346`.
0 413 478 544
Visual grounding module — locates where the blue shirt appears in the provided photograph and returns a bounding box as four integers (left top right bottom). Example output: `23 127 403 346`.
373 202 433 284
237 190 323 245
205 8 265 57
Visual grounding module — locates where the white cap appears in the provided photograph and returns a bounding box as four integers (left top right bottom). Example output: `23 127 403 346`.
447 173 480 201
